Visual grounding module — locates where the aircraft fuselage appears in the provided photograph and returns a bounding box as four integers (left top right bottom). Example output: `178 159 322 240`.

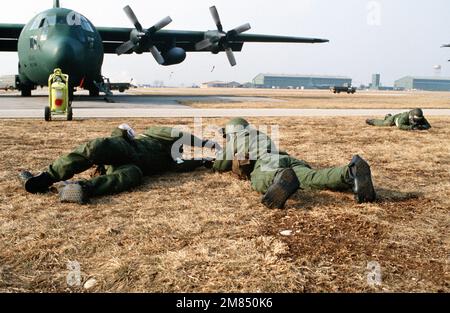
17 7 104 92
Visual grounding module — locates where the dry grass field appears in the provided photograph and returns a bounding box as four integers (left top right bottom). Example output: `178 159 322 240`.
0 114 448 293
128 88 450 109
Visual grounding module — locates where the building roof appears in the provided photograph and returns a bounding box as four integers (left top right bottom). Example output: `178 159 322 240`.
255 73 352 79
396 76 450 81
202 81 241 85
202 81 226 84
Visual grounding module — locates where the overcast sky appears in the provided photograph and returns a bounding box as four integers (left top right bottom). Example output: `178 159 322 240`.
1 0 449 86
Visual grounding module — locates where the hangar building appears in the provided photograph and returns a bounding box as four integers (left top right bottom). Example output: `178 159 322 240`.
394 76 450 91
252 73 352 89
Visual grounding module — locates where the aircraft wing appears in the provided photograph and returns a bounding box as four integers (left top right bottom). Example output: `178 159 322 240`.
442 44 450 48
97 28 329 54
0 24 24 52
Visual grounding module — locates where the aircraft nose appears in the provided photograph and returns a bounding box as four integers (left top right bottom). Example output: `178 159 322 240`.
43 37 85 74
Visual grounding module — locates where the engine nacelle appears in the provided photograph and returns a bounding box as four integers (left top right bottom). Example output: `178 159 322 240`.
162 47 186 66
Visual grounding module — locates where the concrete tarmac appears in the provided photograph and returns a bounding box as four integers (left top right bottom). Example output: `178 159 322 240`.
1 92 450 118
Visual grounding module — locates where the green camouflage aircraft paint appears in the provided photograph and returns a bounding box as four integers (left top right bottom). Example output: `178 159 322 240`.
0 0 329 97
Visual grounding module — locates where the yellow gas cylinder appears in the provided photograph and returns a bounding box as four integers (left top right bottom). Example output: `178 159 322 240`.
46 68 71 121
50 80 68 112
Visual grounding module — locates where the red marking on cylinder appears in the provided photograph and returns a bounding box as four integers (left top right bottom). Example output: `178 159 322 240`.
55 99 63 107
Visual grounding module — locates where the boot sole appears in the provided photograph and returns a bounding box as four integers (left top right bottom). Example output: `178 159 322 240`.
261 169 300 209
59 184 88 205
353 159 376 203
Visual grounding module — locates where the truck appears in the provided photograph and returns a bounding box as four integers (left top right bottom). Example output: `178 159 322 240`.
93 77 135 96
330 86 357 94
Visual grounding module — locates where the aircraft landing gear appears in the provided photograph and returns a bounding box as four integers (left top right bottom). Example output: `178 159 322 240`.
89 86 100 97
69 87 74 101
21 88 32 97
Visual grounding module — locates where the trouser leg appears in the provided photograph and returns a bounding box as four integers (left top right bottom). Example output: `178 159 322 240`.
83 164 143 197
251 156 352 194
291 160 351 191
47 137 137 181
250 155 293 194
371 115 395 127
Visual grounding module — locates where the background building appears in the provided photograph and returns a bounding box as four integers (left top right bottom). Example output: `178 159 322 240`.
201 81 242 88
371 74 381 90
394 76 450 91
252 74 352 89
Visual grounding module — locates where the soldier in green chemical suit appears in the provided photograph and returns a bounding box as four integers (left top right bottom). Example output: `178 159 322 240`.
213 118 376 209
19 124 219 204
366 108 431 131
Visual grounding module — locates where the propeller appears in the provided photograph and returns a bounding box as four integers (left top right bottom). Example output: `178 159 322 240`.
116 5 172 65
195 6 251 66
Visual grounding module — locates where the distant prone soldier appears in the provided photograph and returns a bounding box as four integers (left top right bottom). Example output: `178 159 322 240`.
366 108 431 131
212 118 376 209
19 124 219 204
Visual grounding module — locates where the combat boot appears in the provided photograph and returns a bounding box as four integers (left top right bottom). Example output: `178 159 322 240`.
19 171 55 194
365 119 375 126
261 168 300 209
54 181 92 205
348 155 376 203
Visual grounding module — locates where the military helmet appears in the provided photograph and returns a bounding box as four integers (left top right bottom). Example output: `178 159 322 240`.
224 117 250 135
227 117 250 128
409 108 424 121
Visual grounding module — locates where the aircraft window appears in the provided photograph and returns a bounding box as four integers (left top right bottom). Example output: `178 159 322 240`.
46 16 57 27
29 15 43 30
38 19 46 28
81 17 94 33
35 15 57 29
57 15 68 25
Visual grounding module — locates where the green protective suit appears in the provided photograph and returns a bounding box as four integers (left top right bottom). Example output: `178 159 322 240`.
47 126 205 196
371 111 432 131
213 127 351 194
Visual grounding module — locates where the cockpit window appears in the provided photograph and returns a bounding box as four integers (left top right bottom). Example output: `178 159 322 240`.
30 15 57 30
39 16 56 28
80 17 94 33
29 13 94 32
29 15 43 30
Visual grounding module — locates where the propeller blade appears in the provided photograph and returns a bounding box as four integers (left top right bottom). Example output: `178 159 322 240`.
225 48 237 67
209 6 223 32
231 23 251 35
195 39 213 51
150 46 165 64
153 16 173 32
116 40 136 55
124 5 143 32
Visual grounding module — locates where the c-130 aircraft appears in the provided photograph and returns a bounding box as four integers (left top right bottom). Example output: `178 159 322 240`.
0 0 329 97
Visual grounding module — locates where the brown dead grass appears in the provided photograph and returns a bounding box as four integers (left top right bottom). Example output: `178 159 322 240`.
0 116 449 293
128 88 450 109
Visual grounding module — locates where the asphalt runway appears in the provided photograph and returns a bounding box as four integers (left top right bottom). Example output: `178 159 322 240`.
1 92 450 118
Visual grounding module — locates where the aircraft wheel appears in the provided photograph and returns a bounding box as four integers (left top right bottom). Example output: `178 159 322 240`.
67 107 73 121
89 88 99 97
45 106 51 122
21 89 32 97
